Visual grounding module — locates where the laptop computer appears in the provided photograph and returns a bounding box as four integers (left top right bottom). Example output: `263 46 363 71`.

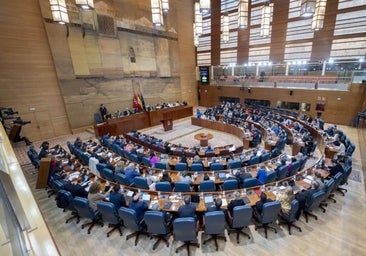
218 173 227 181
190 195 200 207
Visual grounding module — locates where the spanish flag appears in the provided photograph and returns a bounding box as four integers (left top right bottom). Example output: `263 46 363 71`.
133 94 139 109
137 94 143 110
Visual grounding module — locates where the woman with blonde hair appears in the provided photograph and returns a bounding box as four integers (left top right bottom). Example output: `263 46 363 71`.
277 186 294 215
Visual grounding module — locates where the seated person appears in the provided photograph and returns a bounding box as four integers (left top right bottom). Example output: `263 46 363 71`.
109 185 126 210
150 203 172 224
328 159 344 177
276 186 294 216
129 193 149 223
160 171 173 188
191 155 204 169
124 163 141 185
64 179 88 198
179 171 192 184
178 196 197 218
207 198 225 212
227 191 245 219
179 153 188 164
88 181 110 212
256 164 268 184
253 192 273 221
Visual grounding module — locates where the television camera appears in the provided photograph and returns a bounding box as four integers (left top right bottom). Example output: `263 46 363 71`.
0 107 32 145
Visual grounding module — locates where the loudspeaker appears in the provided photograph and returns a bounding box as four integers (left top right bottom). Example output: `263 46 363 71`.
289 90 293 96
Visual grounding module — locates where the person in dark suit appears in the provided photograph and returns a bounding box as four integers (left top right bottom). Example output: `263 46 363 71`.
328 159 344 177
99 104 108 121
64 179 88 198
207 198 225 212
109 185 126 210
38 141 50 160
227 191 245 219
129 194 148 223
178 196 196 218
253 192 272 221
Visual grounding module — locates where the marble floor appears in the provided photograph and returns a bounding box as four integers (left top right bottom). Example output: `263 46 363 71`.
13 122 366 256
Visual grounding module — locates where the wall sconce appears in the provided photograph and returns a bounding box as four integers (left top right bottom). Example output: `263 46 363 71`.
151 0 164 26
260 4 271 37
312 0 327 31
238 0 249 29
49 0 69 24
75 0 94 10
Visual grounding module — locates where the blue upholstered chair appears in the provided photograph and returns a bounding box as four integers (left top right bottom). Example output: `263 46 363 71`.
129 153 139 163
328 172 343 203
299 155 308 171
142 156 152 167
279 199 302 235
175 163 188 171
303 190 326 223
255 201 281 238
174 182 191 192
67 141 75 155
144 211 171 250
276 165 288 181
199 180 215 192
203 211 226 251
96 163 107 175
55 189 80 224
227 205 252 243
210 162 224 171
48 178 64 198
173 217 199 255
248 155 260 166
133 177 150 190
337 165 352 196
190 163 204 172
320 178 335 210
288 160 301 177
265 170 277 184
118 207 147 246
102 168 115 182
228 160 242 169
154 162 168 170
155 182 172 192
243 178 262 188
260 152 271 163
97 201 123 237
73 197 104 234
115 173 131 186
222 179 238 191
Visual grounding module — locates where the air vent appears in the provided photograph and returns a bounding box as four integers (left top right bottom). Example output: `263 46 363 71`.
96 14 116 36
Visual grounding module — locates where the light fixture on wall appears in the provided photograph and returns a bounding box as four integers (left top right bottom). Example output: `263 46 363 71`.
300 0 315 17
199 0 210 14
49 0 69 24
312 0 327 31
222 14 230 42
260 3 271 37
161 0 169 12
195 2 203 35
75 0 94 10
151 0 164 26
238 0 249 29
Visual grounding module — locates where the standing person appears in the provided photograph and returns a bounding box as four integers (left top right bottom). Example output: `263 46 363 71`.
99 104 108 121
38 141 50 160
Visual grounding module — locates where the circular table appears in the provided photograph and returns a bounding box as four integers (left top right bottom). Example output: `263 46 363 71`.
194 133 214 147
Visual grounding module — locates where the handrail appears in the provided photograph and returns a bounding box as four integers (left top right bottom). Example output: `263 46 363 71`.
0 124 59 256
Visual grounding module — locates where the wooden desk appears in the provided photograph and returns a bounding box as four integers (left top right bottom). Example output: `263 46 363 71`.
325 146 338 159
36 157 51 189
194 133 214 147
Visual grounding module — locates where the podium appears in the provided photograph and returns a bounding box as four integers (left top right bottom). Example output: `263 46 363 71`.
36 157 51 189
161 118 173 131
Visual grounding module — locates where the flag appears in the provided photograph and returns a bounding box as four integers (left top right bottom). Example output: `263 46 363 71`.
133 94 139 109
137 94 143 110
140 93 146 110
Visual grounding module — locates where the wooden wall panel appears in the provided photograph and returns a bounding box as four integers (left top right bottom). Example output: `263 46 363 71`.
210 0 221 66
0 0 70 142
198 84 365 126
